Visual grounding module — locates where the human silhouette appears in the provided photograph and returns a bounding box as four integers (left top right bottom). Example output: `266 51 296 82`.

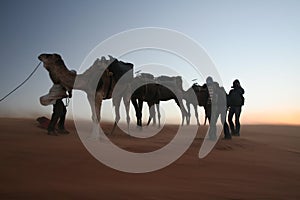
47 96 70 135
227 79 245 136
40 84 72 136
206 77 231 140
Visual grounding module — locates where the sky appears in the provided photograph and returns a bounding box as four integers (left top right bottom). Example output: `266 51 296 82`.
0 0 299 125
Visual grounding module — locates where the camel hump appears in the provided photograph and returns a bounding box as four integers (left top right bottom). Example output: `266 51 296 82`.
139 73 154 80
192 83 208 92
156 75 182 82
156 75 183 91
192 83 201 92
156 75 172 82
174 76 183 89
108 58 134 82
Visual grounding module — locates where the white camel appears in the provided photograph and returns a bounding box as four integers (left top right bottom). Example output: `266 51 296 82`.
38 53 133 138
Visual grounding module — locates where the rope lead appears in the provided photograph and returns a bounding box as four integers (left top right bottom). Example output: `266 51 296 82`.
0 62 42 102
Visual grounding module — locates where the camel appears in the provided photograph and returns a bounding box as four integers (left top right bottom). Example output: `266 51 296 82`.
131 73 188 127
130 73 156 126
38 53 133 136
183 83 210 126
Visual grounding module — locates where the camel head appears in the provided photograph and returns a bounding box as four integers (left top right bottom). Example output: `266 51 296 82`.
38 53 65 71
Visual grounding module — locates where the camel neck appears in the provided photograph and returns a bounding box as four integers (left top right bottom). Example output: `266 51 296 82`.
50 65 76 91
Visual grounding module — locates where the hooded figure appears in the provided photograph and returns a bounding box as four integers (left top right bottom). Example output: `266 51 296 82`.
227 79 245 136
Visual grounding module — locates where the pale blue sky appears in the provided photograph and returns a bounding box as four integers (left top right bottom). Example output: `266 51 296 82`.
0 0 299 124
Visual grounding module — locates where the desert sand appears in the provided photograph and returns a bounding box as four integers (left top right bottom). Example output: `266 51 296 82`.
0 118 300 199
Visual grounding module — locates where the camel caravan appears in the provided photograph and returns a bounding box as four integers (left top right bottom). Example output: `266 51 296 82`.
38 53 212 135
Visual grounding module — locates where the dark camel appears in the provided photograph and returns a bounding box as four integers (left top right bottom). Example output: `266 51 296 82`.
131 74 188 127
183 83 210 126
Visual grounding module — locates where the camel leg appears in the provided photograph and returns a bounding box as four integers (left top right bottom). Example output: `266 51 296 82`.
111 122 118 135
111 96 121 135
156 103 161 128
123 96 131 134
147 102 155 126
152 104 157 126
175 98 187 126
193 104 200 126
204 104 211 125
147 107 152 126
147 110 153 126
87 92 102 139
181 101 188 125
131 98 140 127
138 99 143 127
204 112 208 125
185 101 191 125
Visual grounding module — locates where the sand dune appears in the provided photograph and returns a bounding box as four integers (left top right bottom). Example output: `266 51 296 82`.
0 118 300 199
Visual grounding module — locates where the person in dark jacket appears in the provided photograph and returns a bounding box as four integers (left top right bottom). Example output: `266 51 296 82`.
47 97 69 135
227 79 245 136
45 85 72 136
40 70 76 136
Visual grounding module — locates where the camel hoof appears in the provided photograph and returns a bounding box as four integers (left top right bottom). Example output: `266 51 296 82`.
86 135 101 141
86 124 101 140
136 126 143 131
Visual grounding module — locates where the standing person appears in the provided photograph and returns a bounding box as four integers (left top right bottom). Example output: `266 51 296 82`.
206 77 231 140
227 79 245 136
47 97 70 135
40 84 72 136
